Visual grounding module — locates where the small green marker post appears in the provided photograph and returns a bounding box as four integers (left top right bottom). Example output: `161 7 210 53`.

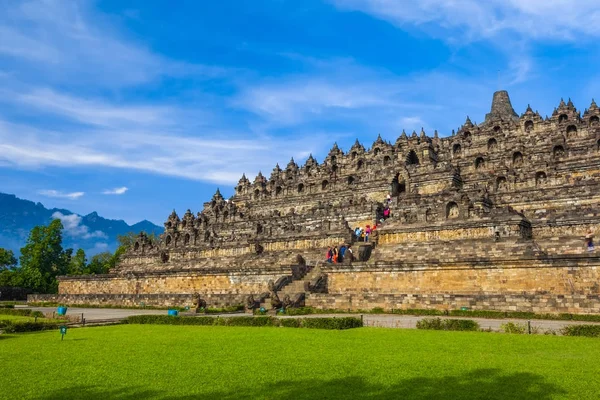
60 326 67 341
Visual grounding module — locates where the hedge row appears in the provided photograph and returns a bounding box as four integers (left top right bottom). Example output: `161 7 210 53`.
0 320 60 333
0 308 36 317
202 305 245 314
416 318 480 331
561 325 600 337
126 315 363 330
280 306 600 322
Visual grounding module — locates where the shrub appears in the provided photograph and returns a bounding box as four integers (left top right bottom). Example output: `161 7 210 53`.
450 310 506 319
0 304 15 309
301 317 363 330
223 316 277 327
0 309 33 317
1 321 60 333
125 315 363 330
561 325 600 337
392 308 445 316
203 305 244 314
501 322 527 334
569 314 600 323
279 318 301 328
126 315 215 326
416 317 443 330
416 318 479 331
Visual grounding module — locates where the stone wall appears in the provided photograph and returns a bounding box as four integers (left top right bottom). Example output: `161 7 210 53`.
304 260 600 314
306 293 600 314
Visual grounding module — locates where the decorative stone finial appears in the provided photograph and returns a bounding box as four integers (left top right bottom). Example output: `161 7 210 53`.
212 188 223 201
434 130 439 138
401 129 407 139
485 90 519 122
559 98 566 108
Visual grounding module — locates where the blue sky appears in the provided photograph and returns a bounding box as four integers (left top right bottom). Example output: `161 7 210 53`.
1 0 599 225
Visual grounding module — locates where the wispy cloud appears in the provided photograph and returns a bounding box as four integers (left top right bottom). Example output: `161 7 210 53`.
329 0 600 42
0 113 332 184
51 212 107 239
0 0 225 88
38 189 84 200
102 187 129 195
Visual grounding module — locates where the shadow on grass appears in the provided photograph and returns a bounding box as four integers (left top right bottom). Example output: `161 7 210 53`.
38 368 566 400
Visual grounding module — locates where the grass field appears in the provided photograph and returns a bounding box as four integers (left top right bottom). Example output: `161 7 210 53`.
1 325 599 399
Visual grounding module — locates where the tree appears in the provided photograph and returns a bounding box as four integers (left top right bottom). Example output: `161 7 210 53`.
0 247 21 287
68 248 87 275
86 252 112 274
0 248 17 270
19 219 71 293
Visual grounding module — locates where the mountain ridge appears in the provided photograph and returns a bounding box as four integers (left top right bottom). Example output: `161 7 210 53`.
0 192 163 257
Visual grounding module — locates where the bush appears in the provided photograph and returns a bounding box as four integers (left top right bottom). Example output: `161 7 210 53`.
392 308 445 316
416 318 479 331
0 309 33 317
501 322 527 334
0 304 15 309
568 314 600 323
222 316 277 327
561 325 600 337
450 310 506 319
126 315 363 330
126 315 215 326
279 318 301 328
203 305 244 314
301 317 363 330
1 321 59 333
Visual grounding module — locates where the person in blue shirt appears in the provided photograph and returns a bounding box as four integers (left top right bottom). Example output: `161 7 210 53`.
339 244 347 263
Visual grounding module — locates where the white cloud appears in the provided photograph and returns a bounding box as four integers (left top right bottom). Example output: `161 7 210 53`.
0 114 331 185
38 189 84 200
93 242 109 251
102 187 129 195
51 212 107 239
329 0 600 42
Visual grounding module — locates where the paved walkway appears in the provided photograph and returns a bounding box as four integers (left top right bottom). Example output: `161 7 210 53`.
25 306 175 322
20 306 600 333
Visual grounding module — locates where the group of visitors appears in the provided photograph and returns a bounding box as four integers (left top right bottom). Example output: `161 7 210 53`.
326 244 353 263
325 194 395 262
354 225 373 242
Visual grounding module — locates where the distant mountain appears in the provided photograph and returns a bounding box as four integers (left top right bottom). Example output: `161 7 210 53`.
0 192 163 258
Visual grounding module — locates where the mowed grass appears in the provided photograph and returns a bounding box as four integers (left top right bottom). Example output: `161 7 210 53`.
1 325 599 400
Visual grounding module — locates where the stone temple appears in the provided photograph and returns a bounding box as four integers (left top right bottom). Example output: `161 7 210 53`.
41 90 600 314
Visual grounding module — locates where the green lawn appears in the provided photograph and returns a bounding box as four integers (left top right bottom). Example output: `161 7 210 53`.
1 325 599 399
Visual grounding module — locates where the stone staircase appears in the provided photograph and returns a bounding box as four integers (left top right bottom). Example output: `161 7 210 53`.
255 262 327 312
